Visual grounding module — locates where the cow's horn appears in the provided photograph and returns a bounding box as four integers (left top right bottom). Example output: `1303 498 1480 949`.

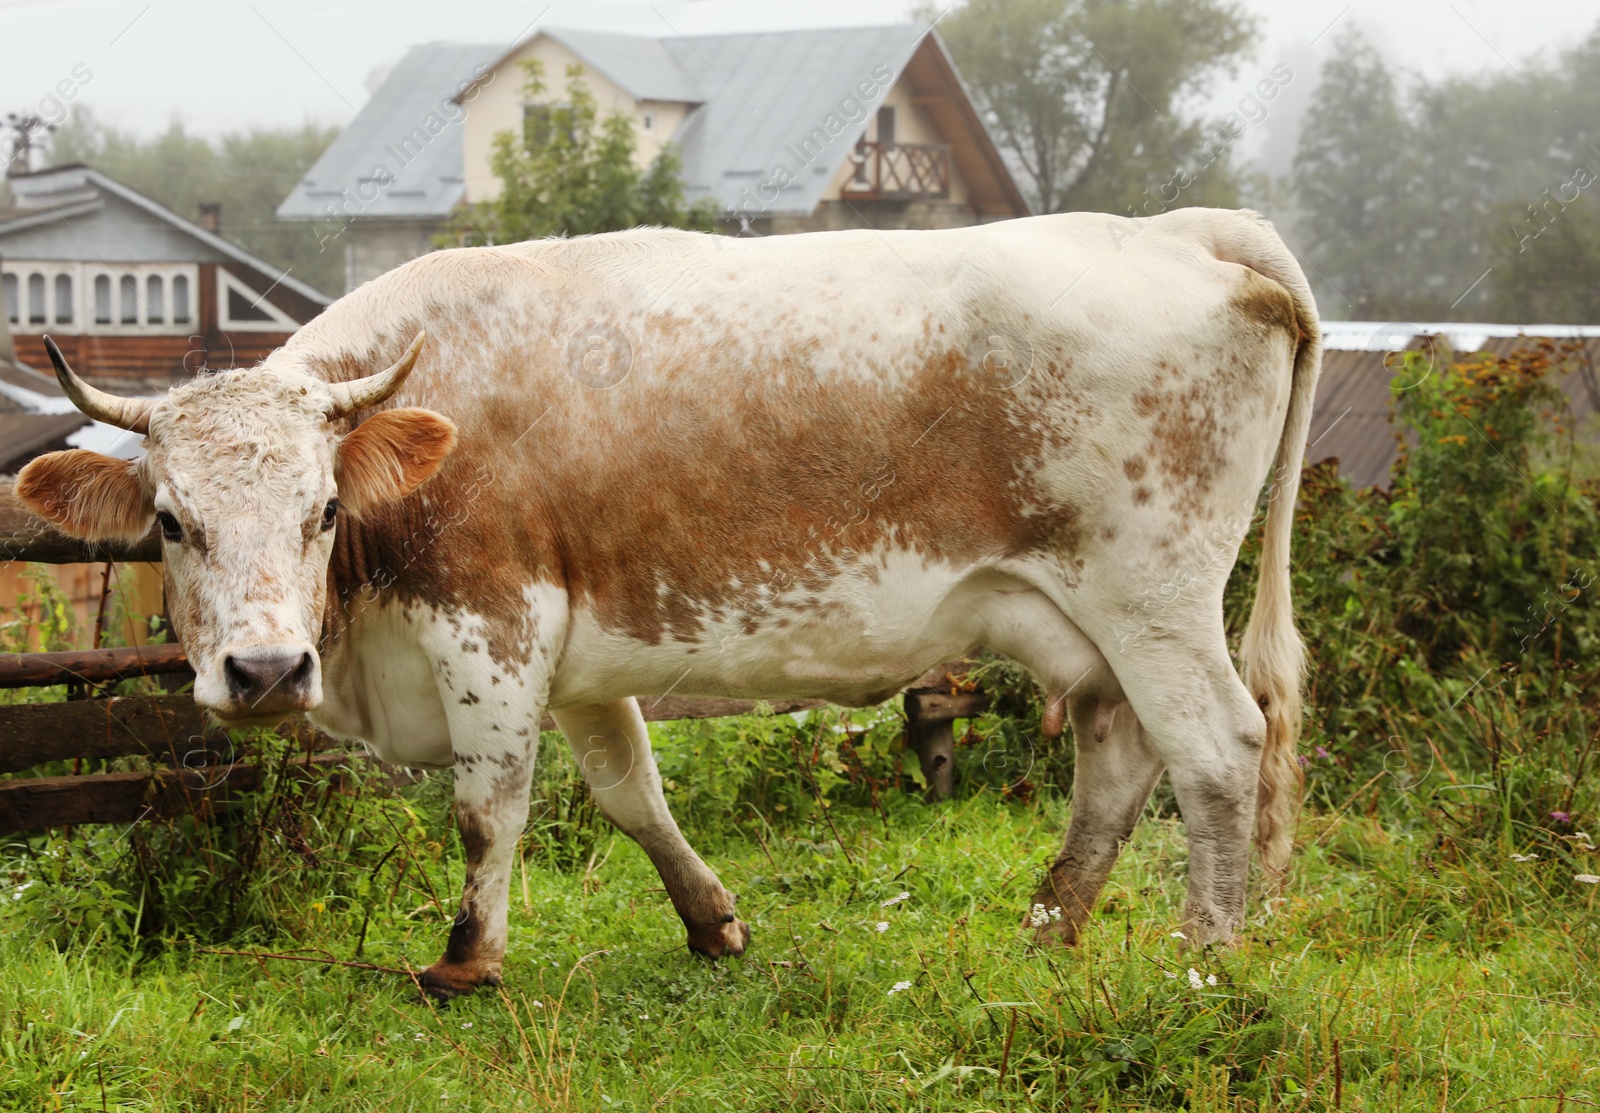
325 332 427 418
42 336 155 434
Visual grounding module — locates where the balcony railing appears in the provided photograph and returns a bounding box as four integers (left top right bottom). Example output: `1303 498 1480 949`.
840 141 951 202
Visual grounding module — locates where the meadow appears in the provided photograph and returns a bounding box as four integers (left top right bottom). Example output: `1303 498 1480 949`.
2 341 1598 1110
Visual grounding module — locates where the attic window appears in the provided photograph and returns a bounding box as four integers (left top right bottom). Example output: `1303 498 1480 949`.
54 275 72 324
642 111 656 132
119 275 139 325
2 274 16 325
27 273 45 325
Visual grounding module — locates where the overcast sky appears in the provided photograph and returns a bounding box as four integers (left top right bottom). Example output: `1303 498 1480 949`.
2 0 1597 174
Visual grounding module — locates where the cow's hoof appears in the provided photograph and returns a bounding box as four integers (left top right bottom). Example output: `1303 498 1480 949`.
687 914 750 960
417 961 501 1002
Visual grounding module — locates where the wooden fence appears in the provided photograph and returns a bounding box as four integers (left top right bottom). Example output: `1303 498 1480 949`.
0 481 985 836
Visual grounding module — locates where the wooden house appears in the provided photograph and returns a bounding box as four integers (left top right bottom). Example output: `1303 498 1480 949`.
2 164 330 387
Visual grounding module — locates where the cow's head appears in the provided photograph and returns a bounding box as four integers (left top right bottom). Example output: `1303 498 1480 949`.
15 334 457 723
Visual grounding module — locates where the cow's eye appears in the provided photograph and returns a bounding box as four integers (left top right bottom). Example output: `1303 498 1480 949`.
155 510 182 543
321 499 339 531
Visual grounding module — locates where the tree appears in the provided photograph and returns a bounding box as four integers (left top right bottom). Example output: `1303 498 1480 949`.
932 0 1258 214
1289 30 1426 319
1290 23 1600 322
451 62 719 244
48 109 342 295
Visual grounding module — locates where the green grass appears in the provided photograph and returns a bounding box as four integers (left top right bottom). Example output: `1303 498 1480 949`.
2 755 1598 1112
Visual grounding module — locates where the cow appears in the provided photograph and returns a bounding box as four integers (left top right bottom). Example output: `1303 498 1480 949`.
16 207 1319 999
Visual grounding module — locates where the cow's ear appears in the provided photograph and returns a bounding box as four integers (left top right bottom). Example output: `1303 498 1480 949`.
15 450 153 542
336 408 458 516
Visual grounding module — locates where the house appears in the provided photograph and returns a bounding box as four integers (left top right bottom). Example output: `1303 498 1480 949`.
1 164 331 387
277 24 1031 292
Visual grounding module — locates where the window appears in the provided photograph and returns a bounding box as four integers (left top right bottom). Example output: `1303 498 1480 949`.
27 273 45 324
877 105 896 147
642 111 655 132
54 274 72 324
522 102 573 147
172 275 190 325
119 275 139 324
217 268 298 331
146 275 165 324
3 263 197 334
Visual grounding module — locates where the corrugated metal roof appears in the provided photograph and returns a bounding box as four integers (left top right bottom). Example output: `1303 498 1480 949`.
1308 332 1600 490
279 25 930 222
277 42 501 223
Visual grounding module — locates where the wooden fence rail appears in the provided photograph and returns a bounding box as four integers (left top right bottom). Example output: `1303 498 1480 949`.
1 479 989 834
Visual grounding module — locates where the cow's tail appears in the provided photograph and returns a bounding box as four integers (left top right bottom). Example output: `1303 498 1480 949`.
1198 211 1321 890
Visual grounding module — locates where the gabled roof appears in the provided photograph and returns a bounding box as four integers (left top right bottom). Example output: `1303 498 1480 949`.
482 28 705 104
279 24 1029 222
4 165 331 306
276 42 502 224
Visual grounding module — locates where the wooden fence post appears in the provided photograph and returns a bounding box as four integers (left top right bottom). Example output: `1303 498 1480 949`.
906 709 956 800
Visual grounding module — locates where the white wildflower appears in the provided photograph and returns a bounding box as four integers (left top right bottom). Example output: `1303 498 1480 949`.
1169 930 1187 939
1576 874 1600 884
875 922 890 933
888 980 913 996
1510 853 1540 862
1163 971 1177 979
1187 968 1204 989
880 891 911 908
1206 974 1218 986
1028 903 1063 927
531 1000 544 1009
460 1022 472 1029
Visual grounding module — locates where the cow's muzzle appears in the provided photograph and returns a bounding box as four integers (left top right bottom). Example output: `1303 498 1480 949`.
213 645 321 719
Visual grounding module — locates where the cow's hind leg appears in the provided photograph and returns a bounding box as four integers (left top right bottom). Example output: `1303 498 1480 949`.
554 700 749 958
1110 636 1266 946
1031 696 1164 945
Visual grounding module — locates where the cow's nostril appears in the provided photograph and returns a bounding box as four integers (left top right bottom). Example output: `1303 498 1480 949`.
223 655 252 699
290 652 314 689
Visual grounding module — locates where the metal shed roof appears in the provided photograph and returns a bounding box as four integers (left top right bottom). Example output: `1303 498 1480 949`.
1308 326 1600 490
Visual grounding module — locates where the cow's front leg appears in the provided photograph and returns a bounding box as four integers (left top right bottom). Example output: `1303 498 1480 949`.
417 744 535 1000
553 699 749 958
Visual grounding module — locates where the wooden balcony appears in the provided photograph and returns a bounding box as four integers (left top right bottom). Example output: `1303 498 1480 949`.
840 141 951 202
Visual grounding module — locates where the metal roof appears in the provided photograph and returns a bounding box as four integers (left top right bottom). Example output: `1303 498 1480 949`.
540 29 704 103
662 24 925 215
276 42 502 224
1307 328 1600 490
279 24 949 222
